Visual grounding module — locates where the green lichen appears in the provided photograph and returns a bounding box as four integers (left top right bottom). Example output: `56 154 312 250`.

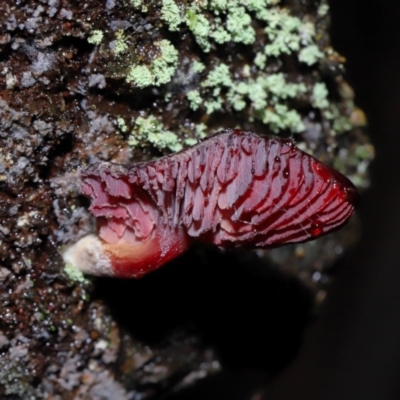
354 143 375 160
226 7 255 45
186 6 212 52
113 30 128 55
195 122 208 139
151 39 179 85
189 63 307 132
161 0 183 31
183 122 209 145
322 103 353 134
184 138 198 146
312 82 329 109
128 115 183 152
263 10 302 56
209 0 228 12
186 89 202 110
117 117 128 133
131 0 148 12
199 63 232 112
252 7 324 67
126 65 153 88
202 63 232 89
106 0 333 136
299 44 324 65
165 2 324 133
227 81 248 111
259 104 304 133
332 114 353 133
88 30 104 45
254 52 267 69
64 263 89 284
318 3 330 17
186 2 259 49
334 140 374 189
126 39 178 87
192 60 205 73
211 23 231 44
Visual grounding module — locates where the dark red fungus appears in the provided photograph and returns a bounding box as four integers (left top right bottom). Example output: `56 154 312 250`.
62 129 359 278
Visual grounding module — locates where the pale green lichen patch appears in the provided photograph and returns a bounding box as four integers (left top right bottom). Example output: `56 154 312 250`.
189 64 307 132
131 0 148 12
186 6 212 52
126 65 153 88
124 113 208 152
311 82 329 109
317 2 330 17
186 89 202 110
117 117 128 133
195 122 208 139
183 137 198 146
192 60 205 73
259 104 304 133
91 0 336 137
226 7 255 44
158 1 325 133
263 9 302 56
128 115 183 152
64 263 89 284
321 103 353 134
88 30 104 45
334 141 374 189
186 2 257 50
299 45 324 65
112 30 129 55
126 39 178 87
151 40 179 85
161 0 183 31
182 122 210 145
254 52 267 69
258 8 323 66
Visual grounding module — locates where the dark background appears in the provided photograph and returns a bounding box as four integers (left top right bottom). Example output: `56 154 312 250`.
267 0 400 398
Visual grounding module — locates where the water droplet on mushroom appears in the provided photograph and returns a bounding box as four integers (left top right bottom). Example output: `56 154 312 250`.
310 222 323 237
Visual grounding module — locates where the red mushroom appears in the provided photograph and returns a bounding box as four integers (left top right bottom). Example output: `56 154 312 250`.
62 129 359 278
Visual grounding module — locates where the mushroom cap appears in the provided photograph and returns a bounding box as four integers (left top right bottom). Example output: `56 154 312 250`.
76 129 359 277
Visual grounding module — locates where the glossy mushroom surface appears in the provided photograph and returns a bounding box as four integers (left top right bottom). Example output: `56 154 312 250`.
63 129 359 278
